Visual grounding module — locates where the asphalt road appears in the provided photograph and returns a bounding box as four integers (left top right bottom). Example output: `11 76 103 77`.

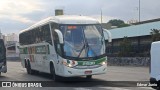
0 61 153 90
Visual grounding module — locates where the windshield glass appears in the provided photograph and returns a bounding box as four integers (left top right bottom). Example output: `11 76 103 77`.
60 24 105 59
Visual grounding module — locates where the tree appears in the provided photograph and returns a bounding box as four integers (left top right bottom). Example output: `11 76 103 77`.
108 19 124 26
150 29 160 41
119 36 132 57
107 19 130 28
118 23 130 28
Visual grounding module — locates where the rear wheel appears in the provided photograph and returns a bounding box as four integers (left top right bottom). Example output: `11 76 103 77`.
25 60 27 68
86 75 92 79
50 64 59 81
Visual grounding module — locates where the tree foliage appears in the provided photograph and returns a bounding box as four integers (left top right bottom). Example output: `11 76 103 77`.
108 19 130 28
108 19 124 26
118 23 130 28
150 29 160 41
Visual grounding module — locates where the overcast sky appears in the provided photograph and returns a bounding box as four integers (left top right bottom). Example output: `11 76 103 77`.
0 0 160 35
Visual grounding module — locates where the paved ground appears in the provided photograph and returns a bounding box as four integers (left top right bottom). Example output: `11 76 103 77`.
0 61 153 90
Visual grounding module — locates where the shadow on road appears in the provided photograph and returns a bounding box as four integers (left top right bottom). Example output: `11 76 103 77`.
22 72 139 87
31 71 104 82
0 75 9 79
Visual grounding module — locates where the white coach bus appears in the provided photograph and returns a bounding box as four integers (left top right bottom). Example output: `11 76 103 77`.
19 15 111 81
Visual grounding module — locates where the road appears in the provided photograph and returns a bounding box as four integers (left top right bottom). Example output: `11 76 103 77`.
0 61 153 90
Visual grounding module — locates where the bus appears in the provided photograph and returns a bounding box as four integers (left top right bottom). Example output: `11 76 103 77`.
0 39 7 76
19 15 112 81
150 41 160 89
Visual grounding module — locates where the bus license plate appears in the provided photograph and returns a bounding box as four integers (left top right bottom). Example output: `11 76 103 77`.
84 71 92 74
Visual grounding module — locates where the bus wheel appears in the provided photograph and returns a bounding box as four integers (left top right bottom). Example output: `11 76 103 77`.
26 61 34 74
86 75 92 79
50 64 59 81
25 60 27 68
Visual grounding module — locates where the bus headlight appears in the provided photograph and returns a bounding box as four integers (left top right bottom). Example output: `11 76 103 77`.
101 61 107 65
68 64 73 67
62 61 74 68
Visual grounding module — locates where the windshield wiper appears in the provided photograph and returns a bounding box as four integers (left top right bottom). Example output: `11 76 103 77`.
78 44 85 58
78 39 98 58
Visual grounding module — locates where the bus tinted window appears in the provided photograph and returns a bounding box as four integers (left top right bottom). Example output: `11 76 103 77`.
0 39 6 62
41 24 52 44
19 24 52 45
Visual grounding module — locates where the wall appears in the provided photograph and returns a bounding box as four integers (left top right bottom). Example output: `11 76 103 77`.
106 35 151 57
107 57 150 66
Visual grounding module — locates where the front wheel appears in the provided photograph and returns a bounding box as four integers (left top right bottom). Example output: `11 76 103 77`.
50 64 60 81
86 75 92 79
26 61 34 74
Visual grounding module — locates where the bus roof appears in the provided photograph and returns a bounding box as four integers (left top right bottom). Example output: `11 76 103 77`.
20 15 99 34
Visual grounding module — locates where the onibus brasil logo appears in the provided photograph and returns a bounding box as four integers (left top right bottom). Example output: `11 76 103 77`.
1 82 42 87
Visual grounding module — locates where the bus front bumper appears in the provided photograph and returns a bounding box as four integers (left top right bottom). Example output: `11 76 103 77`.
61 65 107 77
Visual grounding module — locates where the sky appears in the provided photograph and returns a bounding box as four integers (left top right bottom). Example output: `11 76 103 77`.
0 0 160 35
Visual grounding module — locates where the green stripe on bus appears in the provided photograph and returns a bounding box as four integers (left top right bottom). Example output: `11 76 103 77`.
77 57 106 66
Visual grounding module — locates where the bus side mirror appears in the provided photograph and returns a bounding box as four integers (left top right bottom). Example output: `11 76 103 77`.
103 29 112 42
55 29 64 44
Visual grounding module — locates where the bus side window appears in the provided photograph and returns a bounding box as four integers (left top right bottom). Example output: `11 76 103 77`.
41 24 52 45
34 28 41 43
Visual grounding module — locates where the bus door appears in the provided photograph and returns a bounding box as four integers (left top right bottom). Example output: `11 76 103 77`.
41 45 50 72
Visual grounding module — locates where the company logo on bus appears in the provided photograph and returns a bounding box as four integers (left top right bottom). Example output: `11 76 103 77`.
82 61 95 66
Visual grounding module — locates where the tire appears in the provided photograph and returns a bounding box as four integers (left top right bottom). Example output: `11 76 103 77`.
150 78 158 89
33 70 39 75
25 60 27 68
26 61 34 74
151 86 157 89
50 64 59 81
86 75 92 79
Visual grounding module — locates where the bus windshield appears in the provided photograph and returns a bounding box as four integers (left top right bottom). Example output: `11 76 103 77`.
59 24 106 59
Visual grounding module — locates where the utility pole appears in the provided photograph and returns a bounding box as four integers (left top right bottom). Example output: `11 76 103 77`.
101 9 103 24
139 0 141 22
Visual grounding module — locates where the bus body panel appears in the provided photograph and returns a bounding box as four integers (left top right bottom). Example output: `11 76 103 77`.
54 57 107 77
60 64 107 77
0 39 7 73
150 41 160 81
150 41 160 89
20 42 108 77
20 43 52 73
